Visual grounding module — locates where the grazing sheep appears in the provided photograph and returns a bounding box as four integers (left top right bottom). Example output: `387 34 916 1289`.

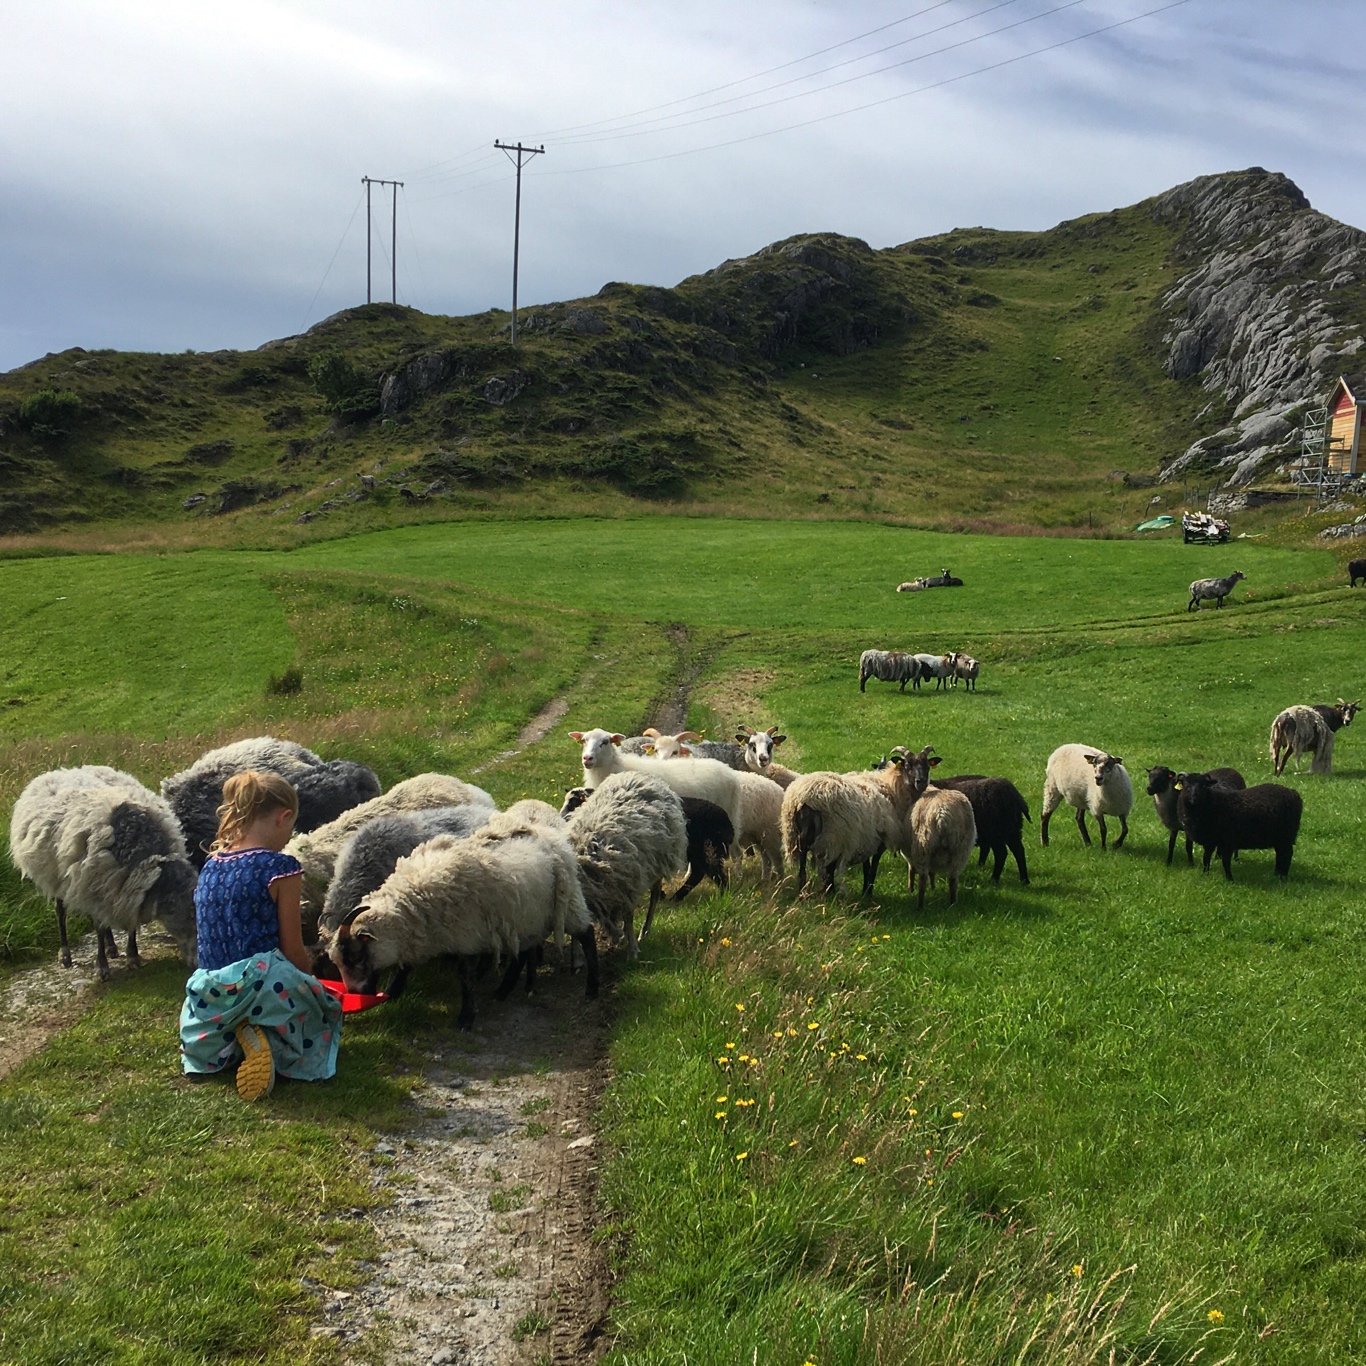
781 746 933 896
1187 571 1246 611
569 729 745 833
1351 559 1366 588
907 784 977 909
1174 772 1303 880
10 767 198 979
560 772 688 958
950 655 981 692
329 821 598 1029
319 805 494 935
162 737 381 867
734 770 785 880
1269 701 1359 776
1145 766 1245 866
859 650 922 693
912 653 959 692
736 726 801 789
934 775 1031 883
1041 745 1133 850
288 773 496 937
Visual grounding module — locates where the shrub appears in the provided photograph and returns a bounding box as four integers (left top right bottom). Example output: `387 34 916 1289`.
266 665 303 696
307 351 379 416
17 389 82 440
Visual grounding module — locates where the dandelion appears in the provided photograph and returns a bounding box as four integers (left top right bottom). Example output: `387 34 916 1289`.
725 1042 735 1050
735 1151 748 1162
952 1111 964 1120
852 1156 867 1166
715 1111 726 1119
716 1096 727 1103
716 1056 731 1066
735 1003 745 1012
1208 1310 1224 1325
773 1031 784 1039
882 934 891 940
908 1108 918 1116
926 1177 933 1185
808 1022 820 1031
1072 1264 1084 1279
721 937 732 946
856 1054 867 1061
787 1027 798 1037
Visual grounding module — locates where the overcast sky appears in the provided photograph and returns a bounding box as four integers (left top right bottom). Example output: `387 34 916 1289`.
3 0 1364 373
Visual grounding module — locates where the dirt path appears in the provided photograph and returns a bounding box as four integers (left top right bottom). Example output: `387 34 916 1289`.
327 966 613 1365
472 696 571 775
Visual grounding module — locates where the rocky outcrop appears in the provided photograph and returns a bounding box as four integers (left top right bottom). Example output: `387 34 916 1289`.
1153 169 1366 485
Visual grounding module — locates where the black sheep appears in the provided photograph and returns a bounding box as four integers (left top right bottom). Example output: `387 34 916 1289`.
673 798 735 902
1174 772 1302 880
1349 558 1366 588
935 774 1031 884
1145 765 1245 866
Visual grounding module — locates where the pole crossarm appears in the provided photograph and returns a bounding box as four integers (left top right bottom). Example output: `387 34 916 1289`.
493 142 545 344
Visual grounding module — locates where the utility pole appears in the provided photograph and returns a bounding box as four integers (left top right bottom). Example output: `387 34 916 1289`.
361 176 404 304
493 141 545 344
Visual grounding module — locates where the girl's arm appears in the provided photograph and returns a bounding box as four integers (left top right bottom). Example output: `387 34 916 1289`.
271 873 312 975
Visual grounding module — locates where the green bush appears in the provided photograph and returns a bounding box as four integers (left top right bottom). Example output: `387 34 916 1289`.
17 389 82 440
307 351 379 416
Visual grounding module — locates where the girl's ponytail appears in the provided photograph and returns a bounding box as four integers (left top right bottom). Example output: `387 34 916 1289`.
209 770 299 854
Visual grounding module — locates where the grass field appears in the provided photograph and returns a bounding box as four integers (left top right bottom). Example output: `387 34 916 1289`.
1 517 1364 1363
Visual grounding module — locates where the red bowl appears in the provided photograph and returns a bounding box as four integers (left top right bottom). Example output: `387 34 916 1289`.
321 979 389 1013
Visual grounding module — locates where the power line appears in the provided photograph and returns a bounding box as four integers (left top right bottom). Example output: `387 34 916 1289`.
494 142 545 345
300 187 365 332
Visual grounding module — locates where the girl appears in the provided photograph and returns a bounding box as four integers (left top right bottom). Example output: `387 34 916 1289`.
179 770 342 1101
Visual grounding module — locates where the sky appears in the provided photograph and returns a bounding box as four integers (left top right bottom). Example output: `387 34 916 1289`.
3 0 1365 374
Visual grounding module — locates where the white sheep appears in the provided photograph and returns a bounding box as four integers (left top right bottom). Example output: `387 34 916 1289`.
288 773 497 937
951 655 980 692
1041 745 1133 850
10 766 199 979
161 736 381 867
736 726 801 789
733 770 785 880
328 820 597 1029
780 746 934 896
912 653 959 692
907 785 977 909
569 728 745 833
562 772 688 958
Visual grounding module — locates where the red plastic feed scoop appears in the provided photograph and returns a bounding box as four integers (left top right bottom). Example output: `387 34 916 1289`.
321 979 389 1014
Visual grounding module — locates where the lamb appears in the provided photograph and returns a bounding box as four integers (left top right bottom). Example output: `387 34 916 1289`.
162 737 381 867
781 746 933 896
1174 772 1303 880
896 579 930 593
287 773 496 937
912 653 959 692
569 729 745 833
1040 745 1133 850
734 770 785 880
736 725 801 789
10 766 198 980
1187 571 1245 611
1145 765 1245 866
950 655 981 692
1351 559 1366 588
907 783 977 909
858 650 921 693
933 775 1031 883
1269 700 1359 775
329 820 598 1029
319 804 494 935
559 772 688 958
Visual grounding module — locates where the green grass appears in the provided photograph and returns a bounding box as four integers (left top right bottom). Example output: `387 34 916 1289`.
1 517 1365 1362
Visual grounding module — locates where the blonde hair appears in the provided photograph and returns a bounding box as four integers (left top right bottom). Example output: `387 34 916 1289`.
209 771 299 854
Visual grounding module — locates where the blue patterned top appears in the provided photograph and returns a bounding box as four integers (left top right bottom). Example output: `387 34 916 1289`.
194 848 301 972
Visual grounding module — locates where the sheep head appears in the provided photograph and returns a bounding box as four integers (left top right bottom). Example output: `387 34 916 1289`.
740 726 787 771
1338 699 1361 726
1145 765 1177 797
1085 752 1123 786
570 729 625 773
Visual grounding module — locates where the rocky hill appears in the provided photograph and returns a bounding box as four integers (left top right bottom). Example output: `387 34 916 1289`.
2 168 1361 539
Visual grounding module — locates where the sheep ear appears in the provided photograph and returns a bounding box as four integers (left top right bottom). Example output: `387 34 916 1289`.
677 745 692 757
642 744 656 754
927 756 941 767
1111 757 1122 768
568 732 584 743
610 734 625 745
772 734 787 747
1084 753 1100 766
734 731 750 745
355 928 377 943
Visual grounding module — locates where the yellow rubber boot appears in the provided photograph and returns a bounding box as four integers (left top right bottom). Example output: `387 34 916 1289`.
234 1023 276 1102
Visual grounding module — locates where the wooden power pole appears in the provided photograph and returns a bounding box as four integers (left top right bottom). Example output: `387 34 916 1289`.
493 141 545 344
361 176 404 304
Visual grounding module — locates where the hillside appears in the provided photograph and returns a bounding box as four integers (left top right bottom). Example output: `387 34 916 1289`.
3 167 1364 540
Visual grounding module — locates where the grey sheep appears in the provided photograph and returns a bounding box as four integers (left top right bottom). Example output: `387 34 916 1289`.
319 805 494 935
1188 571 1245 611
907 783 977 909
1269 700 1359 775
858 649 921 693
162 736 381 867
10 766 198 980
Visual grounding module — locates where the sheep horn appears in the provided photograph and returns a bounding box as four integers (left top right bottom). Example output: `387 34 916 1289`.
339 905 365 928
738 724 756 736
642 727 661 738
677 731 703 742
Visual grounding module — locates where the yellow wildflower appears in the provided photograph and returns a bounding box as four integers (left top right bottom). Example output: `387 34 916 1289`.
773 1031 784 1039
1208 1309 1224 1324
735 1003 745 1012
1072 1264 1084 1278
786 1027 798 1037
716 1096 727 1103
715 1111 726 1119
721 937 732 946
725 1042 735 1050
952 1111 964 1120
735 1151 748 1161
808 1022 820 1031
852 1156 867 1166
789 1139 799 1147
856 1054 867 1061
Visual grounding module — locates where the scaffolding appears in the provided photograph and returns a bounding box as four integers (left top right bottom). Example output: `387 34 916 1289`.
1290 406 1353 502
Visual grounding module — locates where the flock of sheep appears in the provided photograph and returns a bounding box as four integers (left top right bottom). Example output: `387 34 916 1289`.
9 678 1356 1029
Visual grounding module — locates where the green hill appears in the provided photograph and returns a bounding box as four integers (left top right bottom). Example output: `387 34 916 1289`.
4 167 1363 541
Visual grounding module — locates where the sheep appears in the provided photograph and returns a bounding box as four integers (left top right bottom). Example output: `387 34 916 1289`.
736 725 801 789
933 775 1031 883
287 773 497 937
621 729 747 769
1041 745 1133 850
859 650 921 693
896 579 930 593
1351 559 1366 588
10 766 198 980
907 784 977 909
1145 766 1245 866
1187 571 1246 611
162 737 381 867
734 770 785 880
950 655 981 692
912 653 959 692
329 820 598 1029
569 729 745 833
781 746 933 896
319 805 494 935
1269 699 1358 775
1174 772 1303 880
559 772 688 958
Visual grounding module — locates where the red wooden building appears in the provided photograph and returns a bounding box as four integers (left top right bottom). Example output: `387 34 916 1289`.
1327 374 1365 474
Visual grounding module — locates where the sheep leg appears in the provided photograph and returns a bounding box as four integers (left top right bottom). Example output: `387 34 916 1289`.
1112 815 1128 850
916 871 928 913
1097 814 1108 850
456 959 476 1031
577 929 600 1000
1218 847 1235 881
795 848 808 894
1184 833 1194 866
125 929 143 970
1201 844 1214 874
822 860 839 896
1165 827 1178 866
673 861 706 902
710 845 729 892
859 674 868 693
495 951 528 1000
1274 844 1293 879
904 856 914 894
524 946 541 995
948 874 959 907
977 845 989 866
95 930 113 982
387 966 411 999
1075 807 1092 848
640 881 663 942
1008 838 1029 885
623 907 640 961
55 898 72 969
102 926 121 959
860 853 881 897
